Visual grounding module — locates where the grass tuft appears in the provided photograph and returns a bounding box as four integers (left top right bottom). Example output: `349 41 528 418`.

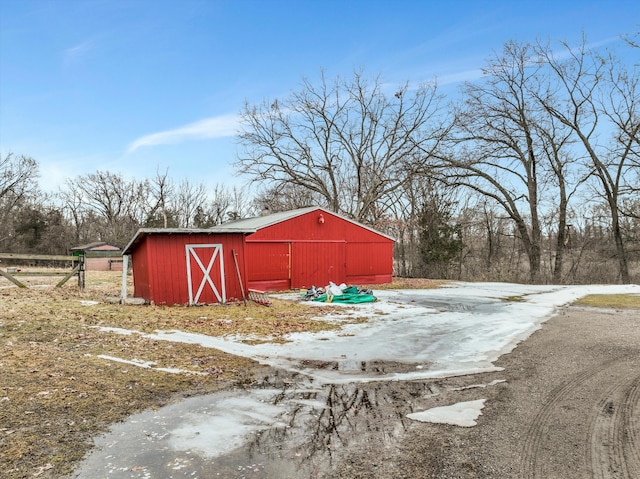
573 293 640 309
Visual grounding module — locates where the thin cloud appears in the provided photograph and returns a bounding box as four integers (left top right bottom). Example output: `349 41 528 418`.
62 40 95 66
437 37 621 86
438 69 485 85
383 68 485 91
543 35 623 62
127 114 241 153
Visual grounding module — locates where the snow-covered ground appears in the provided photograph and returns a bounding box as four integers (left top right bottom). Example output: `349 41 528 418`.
74 282 640 478
103 282 640 384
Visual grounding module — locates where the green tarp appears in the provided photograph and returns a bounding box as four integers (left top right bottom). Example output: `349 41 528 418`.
311 286 377 303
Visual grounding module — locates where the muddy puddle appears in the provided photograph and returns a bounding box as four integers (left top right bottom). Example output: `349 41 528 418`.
296 358 421 374
69 365 445 479
395 292 501 312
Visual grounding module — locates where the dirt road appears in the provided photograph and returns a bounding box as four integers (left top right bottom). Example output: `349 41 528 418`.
329 305 640 479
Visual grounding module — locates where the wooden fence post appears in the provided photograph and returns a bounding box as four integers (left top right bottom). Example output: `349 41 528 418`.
77 253 85 289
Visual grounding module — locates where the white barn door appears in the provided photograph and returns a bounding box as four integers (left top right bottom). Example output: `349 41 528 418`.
185 244 226 305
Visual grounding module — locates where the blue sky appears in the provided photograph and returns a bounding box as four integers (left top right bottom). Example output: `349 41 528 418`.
1 0 638 193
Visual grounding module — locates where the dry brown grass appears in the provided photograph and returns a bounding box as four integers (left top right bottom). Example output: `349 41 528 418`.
365 277 449 290
573 293 640 309
0 271 348 479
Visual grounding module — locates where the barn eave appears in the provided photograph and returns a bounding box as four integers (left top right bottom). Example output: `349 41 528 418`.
123 227 256 255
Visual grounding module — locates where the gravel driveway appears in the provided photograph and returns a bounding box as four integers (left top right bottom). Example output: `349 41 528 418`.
328 305 640 479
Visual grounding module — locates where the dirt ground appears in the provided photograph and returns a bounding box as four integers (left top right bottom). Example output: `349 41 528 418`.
327 305 640 479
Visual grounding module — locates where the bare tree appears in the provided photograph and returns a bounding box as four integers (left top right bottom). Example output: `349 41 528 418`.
535 113 583 282
623 31 640 50
237 70 449 224
378 174 463 278
252 182 320 214
207 183 254 224
148 168 175 228
375 180 423 278
445 41 575 283
171 179 208 228
166 180 252 227
57 182 86 244
13 198 73 254
60 171 151 246
536 37 639 283
0 153 38 200
0 153 40 248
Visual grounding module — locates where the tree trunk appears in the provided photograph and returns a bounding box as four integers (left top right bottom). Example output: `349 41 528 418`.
610 206 631 284
553 183 568 284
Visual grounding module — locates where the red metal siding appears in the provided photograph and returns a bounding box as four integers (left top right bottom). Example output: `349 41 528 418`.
132 238 151 300
245 210 394 290
246 242 291 291
291 241 346 288
131 233 247 305
85 257 124 271
346 242 394 284
248 210 386 243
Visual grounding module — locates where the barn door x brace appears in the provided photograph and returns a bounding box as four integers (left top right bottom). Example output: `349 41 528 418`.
185 244 225 305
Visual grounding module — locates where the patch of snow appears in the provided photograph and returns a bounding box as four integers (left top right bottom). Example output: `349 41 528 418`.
451 379 507 391
168 391 288 458
97 354 156 368
95 354 205 375
407 399 487 427
95 283 640 384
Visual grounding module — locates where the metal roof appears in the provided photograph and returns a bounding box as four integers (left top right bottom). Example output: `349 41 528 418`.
213 206 318 230
70 241 121 251
212 206 396 241
123 207 395 255
123 227 256 255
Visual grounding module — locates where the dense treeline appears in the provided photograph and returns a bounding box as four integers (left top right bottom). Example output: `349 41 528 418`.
0 160 256 252
2 36 638 284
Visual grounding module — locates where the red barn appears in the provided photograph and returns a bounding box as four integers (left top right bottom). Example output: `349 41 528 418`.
213 207 395 291
122 228 255 305
70 242 123 271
